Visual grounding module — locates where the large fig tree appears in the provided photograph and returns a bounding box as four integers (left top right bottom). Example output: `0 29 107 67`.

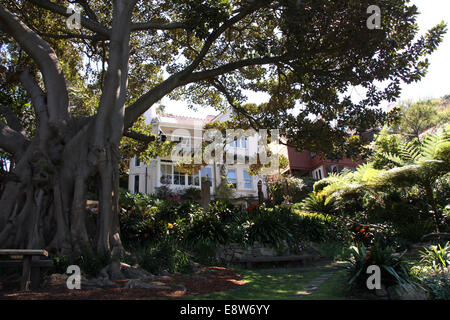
0 0 446 257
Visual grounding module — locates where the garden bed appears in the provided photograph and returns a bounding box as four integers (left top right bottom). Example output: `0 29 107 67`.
0 266 246 300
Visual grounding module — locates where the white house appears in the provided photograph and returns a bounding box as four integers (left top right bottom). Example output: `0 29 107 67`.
128 110 269 200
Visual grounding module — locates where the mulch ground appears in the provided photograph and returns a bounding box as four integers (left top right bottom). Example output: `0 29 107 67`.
0 266 246 300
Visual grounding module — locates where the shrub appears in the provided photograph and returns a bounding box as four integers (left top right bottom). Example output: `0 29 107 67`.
418 269 450 300
361 188 440 243
189 238 219 266
292 210 351 243
118 190 203 247
300 193 335 215
239 206 352 251
244 208 294 249
266 175 308 205
347 242 414 293
154 185 174 200
408 242 450 299
209 201 241 224
51 246 111 278
181 187 201 201
419 242 450 271
183 210 232 246
135 239 192 274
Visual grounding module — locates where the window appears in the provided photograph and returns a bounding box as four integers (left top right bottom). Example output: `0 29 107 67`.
160 164 172 184
134 175 140 193
173 166 185 185
228 138 238 148
228 137 248 149
227 169 237 189
318 169 322 179
135 157 140 167
240 137 248 149
188 171 200 186
243 170 252 190
201 167 212 184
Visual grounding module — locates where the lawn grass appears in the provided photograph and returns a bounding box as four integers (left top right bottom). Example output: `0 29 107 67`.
190 262 352 300
297 269 351 300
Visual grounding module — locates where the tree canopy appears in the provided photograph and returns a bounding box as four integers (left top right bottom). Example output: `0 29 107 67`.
393 96 450 141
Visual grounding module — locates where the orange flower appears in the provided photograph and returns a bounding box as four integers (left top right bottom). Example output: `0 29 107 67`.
365 233 370 238
168 223 174 229
360 228 366 233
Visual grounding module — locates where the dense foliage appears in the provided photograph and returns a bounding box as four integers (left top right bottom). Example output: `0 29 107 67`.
113 190 354 268
411 242 450 300
346 242 415 295
301 126 450 241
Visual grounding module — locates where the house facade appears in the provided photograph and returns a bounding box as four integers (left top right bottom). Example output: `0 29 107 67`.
128 110 364 199
283 147 361 180
128 111 268 200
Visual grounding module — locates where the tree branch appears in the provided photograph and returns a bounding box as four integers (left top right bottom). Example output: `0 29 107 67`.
130 21 185 31
182 1 268 76
92 0 135 147
124 54 286 129
0 5 69 123
186 55 287 84
0 104 24 135
26 0 110 39
18 69 48 125
74 0 99 23
210 79 261 132
36 30 105 41
123 130 156 143
0 120 28 155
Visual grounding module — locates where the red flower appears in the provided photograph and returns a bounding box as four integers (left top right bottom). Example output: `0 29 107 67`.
148 225 153 230
365 233 370 238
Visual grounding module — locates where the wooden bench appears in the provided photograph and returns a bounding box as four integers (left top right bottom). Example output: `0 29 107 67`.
0 249 54 291
236 254 316 269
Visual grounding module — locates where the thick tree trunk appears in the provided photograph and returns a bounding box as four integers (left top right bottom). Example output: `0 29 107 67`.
0 134 123 257
0 1 134 261
0 3 143 277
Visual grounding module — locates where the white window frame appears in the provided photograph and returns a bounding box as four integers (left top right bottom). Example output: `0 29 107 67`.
243 170 252 190
227 169 237 189
160 163 173 185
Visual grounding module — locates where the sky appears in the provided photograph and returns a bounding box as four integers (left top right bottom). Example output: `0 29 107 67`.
399 0 450 101
158 0 450 119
